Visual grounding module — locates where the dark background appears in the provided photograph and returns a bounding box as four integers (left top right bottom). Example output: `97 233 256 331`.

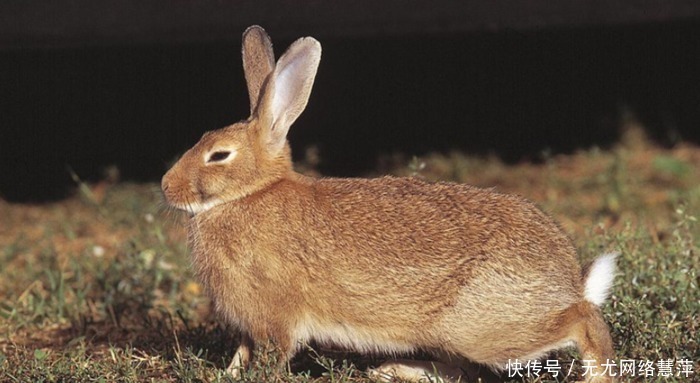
2 2 700 202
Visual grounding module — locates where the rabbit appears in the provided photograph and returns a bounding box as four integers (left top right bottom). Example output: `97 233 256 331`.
161 25 617 383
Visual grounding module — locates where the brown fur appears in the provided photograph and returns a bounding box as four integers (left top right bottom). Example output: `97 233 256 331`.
162 26 616 382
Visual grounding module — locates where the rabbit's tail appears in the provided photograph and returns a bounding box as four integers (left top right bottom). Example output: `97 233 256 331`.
582 252 618 306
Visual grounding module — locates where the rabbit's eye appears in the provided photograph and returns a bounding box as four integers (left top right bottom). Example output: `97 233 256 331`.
207 151 231 163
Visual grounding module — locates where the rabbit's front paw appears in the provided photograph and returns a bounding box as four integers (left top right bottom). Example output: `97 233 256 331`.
226 338 252 378
369 359 464 383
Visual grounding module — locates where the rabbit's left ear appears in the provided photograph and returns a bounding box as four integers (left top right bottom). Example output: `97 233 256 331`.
242 25 275 114
257 37 321 155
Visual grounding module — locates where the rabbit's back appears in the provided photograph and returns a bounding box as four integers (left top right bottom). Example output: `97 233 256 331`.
309 175 583 313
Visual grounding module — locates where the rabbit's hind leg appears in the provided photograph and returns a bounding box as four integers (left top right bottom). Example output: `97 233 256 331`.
505 301 615 383
505 301 614 383
567 302 615 383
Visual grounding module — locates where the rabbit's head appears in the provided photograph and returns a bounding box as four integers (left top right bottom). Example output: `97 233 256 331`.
162 26 321 214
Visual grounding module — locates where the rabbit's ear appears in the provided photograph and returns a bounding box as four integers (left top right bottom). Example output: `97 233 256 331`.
258 37 321 155
242 25 275 114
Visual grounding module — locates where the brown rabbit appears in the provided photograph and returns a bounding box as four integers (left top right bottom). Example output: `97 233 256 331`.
162 25 617 383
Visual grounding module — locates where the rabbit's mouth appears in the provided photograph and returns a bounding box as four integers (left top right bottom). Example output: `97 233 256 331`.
172 197 224 216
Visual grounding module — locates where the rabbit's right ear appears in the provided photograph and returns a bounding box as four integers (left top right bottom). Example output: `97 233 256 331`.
242 25 275 114
257 37 321 155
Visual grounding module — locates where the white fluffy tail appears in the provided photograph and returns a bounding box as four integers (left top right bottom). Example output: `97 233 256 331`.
584 252 618 306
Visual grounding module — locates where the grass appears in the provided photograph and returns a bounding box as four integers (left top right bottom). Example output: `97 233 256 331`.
0 127 698 382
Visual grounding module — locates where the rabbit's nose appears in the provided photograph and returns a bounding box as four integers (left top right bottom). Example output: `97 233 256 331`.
161 171 173 190
161 175 173 197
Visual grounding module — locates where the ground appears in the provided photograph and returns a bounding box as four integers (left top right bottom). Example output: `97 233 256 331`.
0 126 698 382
